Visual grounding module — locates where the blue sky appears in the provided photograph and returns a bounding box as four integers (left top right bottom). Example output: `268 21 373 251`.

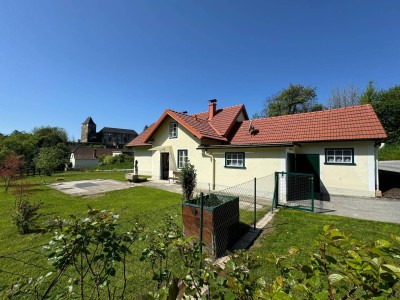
0 0 399 140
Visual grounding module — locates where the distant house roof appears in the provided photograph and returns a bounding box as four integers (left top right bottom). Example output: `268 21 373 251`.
229 104 387 145
82 117 96 125
99 127 138 135
127 103 386 148
71 147 113 160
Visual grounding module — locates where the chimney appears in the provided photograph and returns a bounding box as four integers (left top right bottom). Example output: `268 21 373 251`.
208 99 217 120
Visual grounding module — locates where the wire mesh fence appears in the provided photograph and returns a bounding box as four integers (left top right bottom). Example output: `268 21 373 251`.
274 171 315 211
216 174 275 228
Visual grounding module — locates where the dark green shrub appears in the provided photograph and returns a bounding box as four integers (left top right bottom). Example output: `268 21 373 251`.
179 160 197 200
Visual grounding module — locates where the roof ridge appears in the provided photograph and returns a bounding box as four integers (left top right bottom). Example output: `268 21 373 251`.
192 103 244 116
251 104 373 122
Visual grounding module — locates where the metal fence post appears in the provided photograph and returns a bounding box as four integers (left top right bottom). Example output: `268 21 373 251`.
254 177 257 229
310 176 314 212
199 192 204 254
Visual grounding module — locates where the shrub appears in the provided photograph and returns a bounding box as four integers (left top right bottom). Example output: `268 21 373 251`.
12 183 43 234
179 160 197 200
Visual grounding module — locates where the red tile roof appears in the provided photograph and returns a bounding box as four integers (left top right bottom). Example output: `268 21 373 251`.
193 104 248 137
128 104 248 146
230 104 387 145
126 123 156 146
127 104 386 147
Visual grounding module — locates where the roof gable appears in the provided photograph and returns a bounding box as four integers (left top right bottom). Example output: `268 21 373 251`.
128 104 248 146
193 104 248 137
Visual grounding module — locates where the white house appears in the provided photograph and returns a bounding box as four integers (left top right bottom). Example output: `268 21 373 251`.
127 100 387 198
70 147 113 169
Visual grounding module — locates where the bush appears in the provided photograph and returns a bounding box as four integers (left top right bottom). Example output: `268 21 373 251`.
99 154 135 165
12 183 43 234
179 160 197 200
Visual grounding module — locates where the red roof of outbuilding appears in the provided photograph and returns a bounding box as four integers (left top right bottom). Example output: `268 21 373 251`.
229 104 387 145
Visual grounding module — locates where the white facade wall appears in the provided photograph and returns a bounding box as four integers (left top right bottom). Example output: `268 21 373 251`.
134 146 152 176
70 157 100 169
296 141 376 197
149 117 208 184
207 147 286 190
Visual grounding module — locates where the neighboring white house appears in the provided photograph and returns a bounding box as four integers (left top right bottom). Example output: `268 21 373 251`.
70 147 114 169
127 100 387 198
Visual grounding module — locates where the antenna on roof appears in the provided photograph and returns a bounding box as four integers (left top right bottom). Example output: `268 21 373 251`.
248 120 257 135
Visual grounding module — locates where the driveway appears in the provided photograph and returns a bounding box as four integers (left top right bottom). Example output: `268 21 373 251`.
315 195 400 224
379 160 400 173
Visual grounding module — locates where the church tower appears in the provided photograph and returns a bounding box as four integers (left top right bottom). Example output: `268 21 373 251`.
81 117 97 143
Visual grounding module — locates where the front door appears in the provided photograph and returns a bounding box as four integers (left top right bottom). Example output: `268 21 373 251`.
161 153 169 180
287 153 320 193
295 154 320 193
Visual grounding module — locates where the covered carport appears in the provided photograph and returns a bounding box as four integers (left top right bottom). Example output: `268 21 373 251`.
378 160 400 199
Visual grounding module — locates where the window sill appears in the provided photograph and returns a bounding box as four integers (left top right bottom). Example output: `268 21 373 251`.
324 163 356 166
224 166 246 169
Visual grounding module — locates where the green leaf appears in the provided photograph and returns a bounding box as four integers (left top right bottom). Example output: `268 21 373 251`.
329 273 346 284
347 250 362 263
375 239 392 248
382 264 400 277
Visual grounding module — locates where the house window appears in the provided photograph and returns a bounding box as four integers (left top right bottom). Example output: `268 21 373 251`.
177 150 188 168
325 148 354 164
225 152 245 168
169 122 178 138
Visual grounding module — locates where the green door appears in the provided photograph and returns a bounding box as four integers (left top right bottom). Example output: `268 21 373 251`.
296 154 320 193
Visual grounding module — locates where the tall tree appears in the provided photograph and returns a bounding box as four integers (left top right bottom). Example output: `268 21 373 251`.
359 81 380 105
34 147 67 176
373 86 400 143
327 84 360 108
258 84 321 118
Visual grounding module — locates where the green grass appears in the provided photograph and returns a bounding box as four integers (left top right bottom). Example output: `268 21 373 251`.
379 143 400 160
0 176 182 296
249 209 400 279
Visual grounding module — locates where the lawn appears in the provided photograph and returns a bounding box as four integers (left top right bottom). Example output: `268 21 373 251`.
249 208 400 280
0 173 183 296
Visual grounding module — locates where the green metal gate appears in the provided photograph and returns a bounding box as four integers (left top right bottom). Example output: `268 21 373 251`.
273 172 315 212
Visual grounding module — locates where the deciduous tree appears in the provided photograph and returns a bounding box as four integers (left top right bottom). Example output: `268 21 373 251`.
34 147 67 176
0 154 24 191
327 83 360 108
257 84 322 118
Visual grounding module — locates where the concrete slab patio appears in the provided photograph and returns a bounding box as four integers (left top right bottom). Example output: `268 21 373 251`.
49 179 133 196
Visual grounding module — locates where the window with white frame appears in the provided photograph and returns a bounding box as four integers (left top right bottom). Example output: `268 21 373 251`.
225 152 245 168
325 148 354 164
177 150 188 168
169 122 177 138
